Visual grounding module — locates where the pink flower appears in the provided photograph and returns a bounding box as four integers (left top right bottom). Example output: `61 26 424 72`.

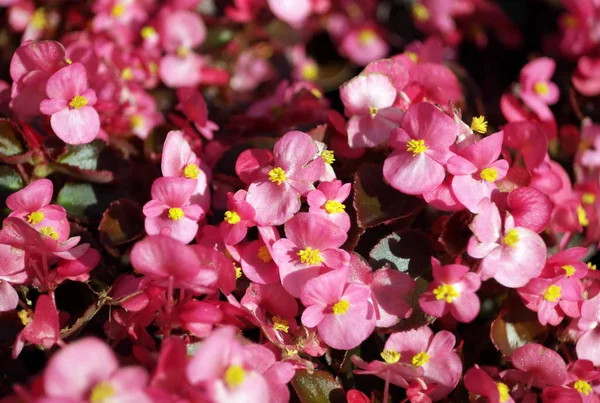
267 0 311 27
0 244 26 312
6 179 69 240
306 180 351 232
383 102 457 195
219 190 255 246
301 269 375 350
573 56 600 97
505 187 552 234
447 131 509 213
518 57 560 122
186 326 272 403
576 294 600 366
271 212 349 298
13 294 59 358
464 365 515 403
143 177 204 244
175 87 219 140
565 360 600 403
467 199 546 288
42 337 151 402
161 130 211 212
518 276 582 326
39 62 100 144
237 131 324 226
340 24 389 66
419 258 481 323
510 343 568 386
240 239 279 285
339 73 403 148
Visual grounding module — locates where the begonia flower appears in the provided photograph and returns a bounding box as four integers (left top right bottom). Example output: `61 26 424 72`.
219 190 255 246
518 276 582 326
464 365 515 403
306 180 351 232
13 294 59 358
575 293 600 366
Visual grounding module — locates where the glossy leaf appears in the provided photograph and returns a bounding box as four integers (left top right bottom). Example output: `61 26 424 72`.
292 369 346 403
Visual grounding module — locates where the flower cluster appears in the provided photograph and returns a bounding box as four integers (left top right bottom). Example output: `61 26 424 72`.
0 0 599 402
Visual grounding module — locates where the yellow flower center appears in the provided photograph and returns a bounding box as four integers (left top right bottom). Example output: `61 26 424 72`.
177 46 189 58
321 150 335 165
358 29 377 46
503 229 520 247
574 379 592 396
405 51 418 63
140 26 157 39
121 67 134 81
110 3 125 17
562 265 576 277
69 95 88 109
412 3 430 21
65 58 73 65
301 64 319 81
168 207 184 221
582 193 596 205
534 82 549 96
257 245 272 263
324 200 345 214
27 211 45 225
272 315 289 332
297 246 324 265
235 266 242 279
480 167 499 182
148 61 158 75
183 163 200 179
544 285 562 302
268 167 287 185
471 116 488 134
588 262 597 271
411 351 430 367
40 226 59 240
380 349 401 364
90 382 115 403
433 284 460 303
31 8 48 30
224 211 241 225
578 205 589 227
130 114 144 129
311 88 323 99
406 139 428 156
332 299 350 315
497 382 510 402
224 364 246 389
369 106 378 116
17 310 32 326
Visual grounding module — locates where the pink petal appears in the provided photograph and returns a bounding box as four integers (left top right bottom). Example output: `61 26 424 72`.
150 177 196 207
161 130 196 178
383 150 445 195
6 179 53 212
45 62 88 101
339 73 396 115
284 212 347 250
0 281 18 312
576 329 600 366
50 106 99 145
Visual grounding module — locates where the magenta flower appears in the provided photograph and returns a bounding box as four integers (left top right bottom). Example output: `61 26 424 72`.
42 337 151 402
464 365 515 403
175 87 219 140
339 73 403 148
383 102 457 195
419 258 481 323
6 179 69 240
237 131 324 226
518 276 582 326
161 130 211 212
306 180 351 232
301 269 375 350
13 294 59 358
39 62 100 144
566 360 600 403
505 187 552 234
219 190 255 246
518 57 560 121
143 177 204 244
271 212 349 298
467 199 546 288
573 56 600 97
447 131 509 213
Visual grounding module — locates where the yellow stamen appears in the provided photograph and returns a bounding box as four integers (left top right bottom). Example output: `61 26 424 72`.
168 207 184 221
65 58 73 65
176 47 189 58
183 163 200 179
140 26 157 39
301 64 319 81
268 167 287 185
503 229 520 247
480 167 498 182
332 299 350 315
582 193 596 205
405 51 418 63
69 95 88 109
574 379 592 396
534 82 549 96
324 200 345 214
406 139 428 156
130 114 144 129
578 205 589 227
321 150 335 165
90 382 115 403
272 315 289 332
562 265 576 277
148 61 158 75
358 29 376 46
257 245 272 263
283 348 298 358
224 365 246 389
432 284 460 303
27 211 45 225
297 246 324 265
544 285 562 302
17 310 32 326
369 106 378 116
412 3 430 21
110 3 125 17
310 88 323 99
224 211 241 225
471 116 488 134
121 67 133 81
411 351 430 367
235 266 242 279
31 8 48 30
588 262 597 271
380 349 401 364
40 226 58 240
497 382 510 402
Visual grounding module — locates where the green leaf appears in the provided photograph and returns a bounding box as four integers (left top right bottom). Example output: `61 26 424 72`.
57 140 106 170
291 370 346 403
353 163 423 228
0 119 25 158
57 182 98 218
0 165 24 211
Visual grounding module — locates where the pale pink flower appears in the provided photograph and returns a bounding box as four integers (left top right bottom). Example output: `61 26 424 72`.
306 180 351 232
0 244 26 312
518 57 560 122
340 24 389 66
576 294 600 366
267 0 311 27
